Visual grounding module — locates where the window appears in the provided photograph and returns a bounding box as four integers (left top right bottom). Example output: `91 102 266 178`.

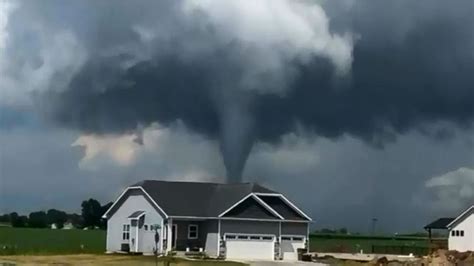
250 236 261 240
461 230 464 237
226 235 236 240
452 230 455 236
188 224 198 239
456 230 460 236
122 224 130 240
281 236 291 241
237 235 249 240
262 236 273 240
144 225 148 231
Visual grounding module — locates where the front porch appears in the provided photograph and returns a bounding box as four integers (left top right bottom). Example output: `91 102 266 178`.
163 218 216 256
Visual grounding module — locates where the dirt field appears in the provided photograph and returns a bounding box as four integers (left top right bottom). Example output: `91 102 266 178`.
0 254 247 266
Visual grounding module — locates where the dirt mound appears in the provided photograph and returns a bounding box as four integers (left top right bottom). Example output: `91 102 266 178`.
423 249 474 265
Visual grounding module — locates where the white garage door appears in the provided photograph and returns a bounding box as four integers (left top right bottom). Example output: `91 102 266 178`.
281 235 305 261
225 234 275 260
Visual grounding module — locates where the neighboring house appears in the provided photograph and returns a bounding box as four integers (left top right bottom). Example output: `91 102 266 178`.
103 180 312 261
0 222 12 227
63 221 75 230
51 221 75 230
446 205 474 252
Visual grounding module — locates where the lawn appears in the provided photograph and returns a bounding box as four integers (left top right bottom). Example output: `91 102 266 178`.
309 234 432 255
0 228 246 264
0 255 247 266
0 227 106 255
1 227 434 257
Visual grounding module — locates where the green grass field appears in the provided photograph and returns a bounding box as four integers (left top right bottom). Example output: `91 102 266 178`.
0 227 106 255
309 234 432 255
1 227 435 256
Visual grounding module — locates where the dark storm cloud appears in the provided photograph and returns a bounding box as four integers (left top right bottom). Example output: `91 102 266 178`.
4 0 474 180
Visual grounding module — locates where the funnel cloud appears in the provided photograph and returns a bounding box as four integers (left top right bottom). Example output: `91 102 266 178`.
1 0 473 182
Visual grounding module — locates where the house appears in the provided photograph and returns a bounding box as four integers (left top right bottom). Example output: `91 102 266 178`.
446 205 474 252
102 180 312 260
63 221 75 230
50 221 75 230
0 222 12 227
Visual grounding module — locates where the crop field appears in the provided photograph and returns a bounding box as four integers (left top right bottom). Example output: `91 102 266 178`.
309 234 432 255
0 227 105 255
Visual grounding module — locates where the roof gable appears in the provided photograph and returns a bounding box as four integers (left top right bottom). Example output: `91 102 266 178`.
257 195 308 221
102 187 167 219
447 205 474 229
222 196 281 219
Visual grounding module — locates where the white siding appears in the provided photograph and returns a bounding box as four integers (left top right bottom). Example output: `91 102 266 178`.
225 237 274 260
107 193 164 253
449 212 474 252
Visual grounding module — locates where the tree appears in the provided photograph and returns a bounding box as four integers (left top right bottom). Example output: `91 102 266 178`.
339 228 348 235
47 209 68 229
28 211 48 228
99 202 113 229
10 212 27 227
0 214 10 223
319 228 336 234
81 198 102 228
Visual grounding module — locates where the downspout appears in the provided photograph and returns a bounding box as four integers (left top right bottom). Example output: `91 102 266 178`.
278 221 282 260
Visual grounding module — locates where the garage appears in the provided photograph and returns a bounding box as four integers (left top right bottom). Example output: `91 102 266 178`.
225 234 275 260
281 235 305 261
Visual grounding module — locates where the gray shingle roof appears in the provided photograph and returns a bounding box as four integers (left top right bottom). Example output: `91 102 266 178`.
424 217 455 229
134 180 276 217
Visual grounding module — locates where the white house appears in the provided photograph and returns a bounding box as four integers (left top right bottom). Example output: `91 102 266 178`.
102 180 312 261
447 205 474 252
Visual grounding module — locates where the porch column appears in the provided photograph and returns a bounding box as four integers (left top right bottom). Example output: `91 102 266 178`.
159 219 164 254
166 218 173 252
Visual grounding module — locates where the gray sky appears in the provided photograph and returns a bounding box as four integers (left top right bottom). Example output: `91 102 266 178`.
0 0 473 233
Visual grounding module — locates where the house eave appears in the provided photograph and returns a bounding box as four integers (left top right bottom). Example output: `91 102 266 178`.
254 192 313 221
167 215 312 223
102 186 169 219
446 205 474 229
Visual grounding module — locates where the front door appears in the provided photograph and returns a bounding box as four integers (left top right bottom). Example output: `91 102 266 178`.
129 220 138 252
172 224 177 249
